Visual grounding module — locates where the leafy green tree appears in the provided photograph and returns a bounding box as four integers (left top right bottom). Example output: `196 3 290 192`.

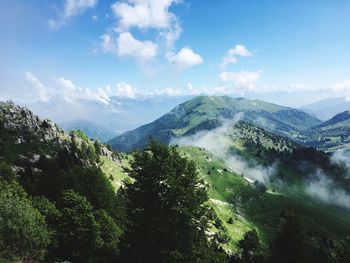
0 162 15 181
270 212 309 263
334 240 350 263
54 189 100 262
120 140 227 263
0 179 50 262
92 209 123 262
238 229 260 263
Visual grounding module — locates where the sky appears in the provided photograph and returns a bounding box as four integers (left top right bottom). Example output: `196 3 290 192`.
1 0 350 107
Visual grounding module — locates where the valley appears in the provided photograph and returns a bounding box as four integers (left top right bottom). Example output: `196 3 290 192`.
1 97 350 262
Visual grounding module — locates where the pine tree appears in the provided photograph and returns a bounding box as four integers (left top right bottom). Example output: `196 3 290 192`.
270 212 309 263
238 229 259 263
120 140 226 263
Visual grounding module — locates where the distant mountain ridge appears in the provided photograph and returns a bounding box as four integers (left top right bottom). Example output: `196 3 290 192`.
301 97 350 120
109 95 321 151
23 95 194 141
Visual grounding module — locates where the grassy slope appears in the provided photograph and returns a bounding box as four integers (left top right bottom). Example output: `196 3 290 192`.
99 155 130 189
109 96 321 151
178 146 350 253
107 121 350 252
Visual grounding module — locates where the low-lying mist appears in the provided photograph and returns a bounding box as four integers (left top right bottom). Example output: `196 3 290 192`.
306 169 350 210
171 115 350 211
171 113 277 185
331 149 350 170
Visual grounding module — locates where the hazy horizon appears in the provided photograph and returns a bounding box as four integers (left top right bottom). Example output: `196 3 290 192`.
1 0 350 111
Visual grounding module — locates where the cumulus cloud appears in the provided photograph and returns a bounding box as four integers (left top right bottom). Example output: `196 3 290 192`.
101 32 158 60
166 47 203 69
220 70 262 92
100 0 203 66
24 72 139 105
118 32 158 59
221 44 252 68
56 77 78 92
49 0 98 29
25 72 49 102
115 82 138 98
112 0 178 31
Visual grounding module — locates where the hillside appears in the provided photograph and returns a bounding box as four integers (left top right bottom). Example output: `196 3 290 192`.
1 101 350 261
297 111 350 151
109 95 321 151
301 97 350 120
0 101 131 262
179 146 350 251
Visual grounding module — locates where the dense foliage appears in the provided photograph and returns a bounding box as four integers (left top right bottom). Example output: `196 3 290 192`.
119 140 228 262
1 101 350 262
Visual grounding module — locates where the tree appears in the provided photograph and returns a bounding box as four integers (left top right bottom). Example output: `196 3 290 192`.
54 190 100 262
334 240 350 263
0 162 15 181
237 229 260 263
0 179 50 262
270 212 309 263
92 209 123 262
120 140 227 263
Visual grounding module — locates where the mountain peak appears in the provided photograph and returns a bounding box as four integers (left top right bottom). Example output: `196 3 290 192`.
109 95 321 151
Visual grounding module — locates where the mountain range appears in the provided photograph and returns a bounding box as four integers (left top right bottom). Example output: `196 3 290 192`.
1 99 350 259
23 95 193 142
109 95 350 152
301 96 350 120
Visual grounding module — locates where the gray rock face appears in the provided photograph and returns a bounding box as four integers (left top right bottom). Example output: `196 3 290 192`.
0 101 66 143
0 101 119 164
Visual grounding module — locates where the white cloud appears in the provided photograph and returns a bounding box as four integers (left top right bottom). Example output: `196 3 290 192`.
221 44 252 68
330 80 350 92
25 72 49 101
220 70 262 92
65 0 97 17
115 82 137 98
56 77 78 92
100 0 184 64
49 0 98 29
101 32 157 60
166 47 203 69
151 87 182 96
111 0 182 49
118 32 158 59
24 72 140 105
112 0 178 31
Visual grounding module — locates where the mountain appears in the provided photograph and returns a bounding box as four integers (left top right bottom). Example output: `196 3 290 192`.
23 95 193 140
0 101 130 261
109 95 321 151
2 101 350 260
301 97 350 120
60 120 116 142
300 111 350 151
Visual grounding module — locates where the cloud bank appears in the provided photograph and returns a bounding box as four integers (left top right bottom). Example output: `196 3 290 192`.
100 0 202 68
172 114 276 184
306 169 350 210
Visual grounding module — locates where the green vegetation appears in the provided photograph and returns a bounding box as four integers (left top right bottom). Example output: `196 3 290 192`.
119 141 228 262
1 101 350 262
109 95 321 151
0 179 50 262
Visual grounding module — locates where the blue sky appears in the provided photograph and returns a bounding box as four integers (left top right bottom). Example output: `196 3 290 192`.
1 0 350 107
